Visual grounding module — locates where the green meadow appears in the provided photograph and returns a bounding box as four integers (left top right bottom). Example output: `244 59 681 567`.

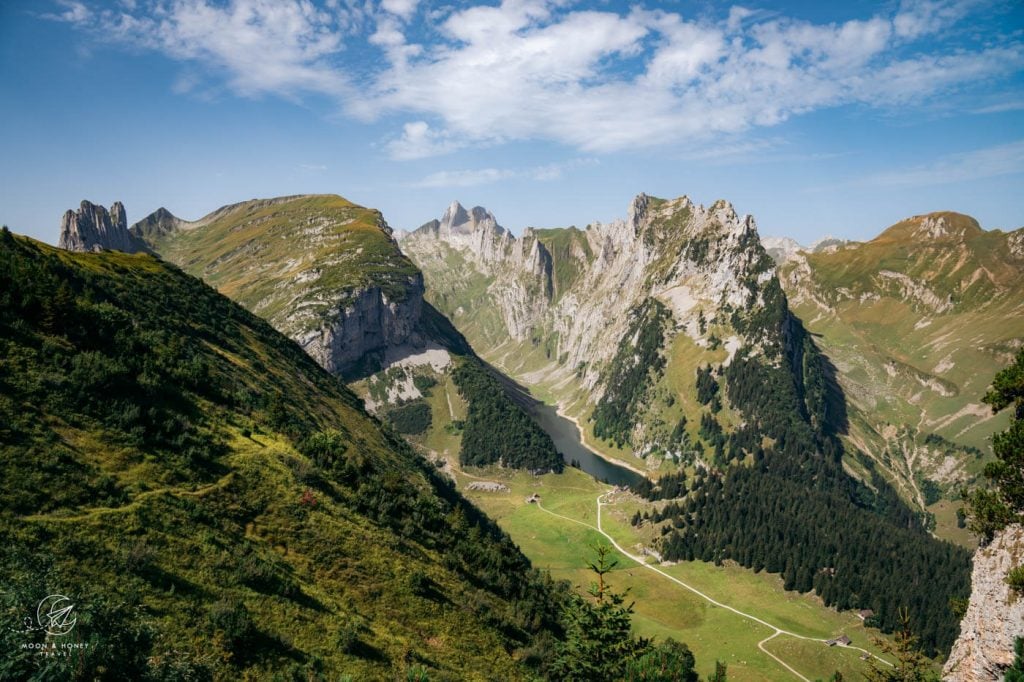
458 465 916 682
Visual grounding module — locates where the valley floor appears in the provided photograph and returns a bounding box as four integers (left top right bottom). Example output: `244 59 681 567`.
453 464 916 681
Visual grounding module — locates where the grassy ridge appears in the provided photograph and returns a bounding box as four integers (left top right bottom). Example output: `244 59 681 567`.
136 194 422 339
0 231 565 680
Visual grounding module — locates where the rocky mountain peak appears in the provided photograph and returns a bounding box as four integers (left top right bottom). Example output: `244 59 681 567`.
58 200 150 254
710 198 738 224
628 193 650 233
873 211 983 244
762 236 805 265
130 207 185 241
441 200 470 230
438 201 505 239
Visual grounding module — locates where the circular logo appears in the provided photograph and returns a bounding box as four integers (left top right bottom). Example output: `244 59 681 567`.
36 595 77 636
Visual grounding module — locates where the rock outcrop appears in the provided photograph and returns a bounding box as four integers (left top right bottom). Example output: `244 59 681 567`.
296 276 426 376
944 524 1024 681
58 200 150 254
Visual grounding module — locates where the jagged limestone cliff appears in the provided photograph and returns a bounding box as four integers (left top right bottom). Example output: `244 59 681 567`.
776 212 1024 543
944 524 1024 680
58 200 150 254
400 193 799 470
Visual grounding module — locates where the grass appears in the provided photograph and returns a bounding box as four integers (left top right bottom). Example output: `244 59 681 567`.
776 214 1024 547
141 194 421 340
0 234 564 680
457 465 913 682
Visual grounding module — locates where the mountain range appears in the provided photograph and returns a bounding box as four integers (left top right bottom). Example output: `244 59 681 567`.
34 190 1024 675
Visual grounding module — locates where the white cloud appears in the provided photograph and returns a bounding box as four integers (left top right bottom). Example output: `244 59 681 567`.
380 0 418 20
386 121 465 160
413 168 514 188
412 158 595 187
359 0 1021 155
63 0 1024 157
864 140 1024 187
41 0 91 22
971 100 1024 114
92 0 351 99
892 0 981 39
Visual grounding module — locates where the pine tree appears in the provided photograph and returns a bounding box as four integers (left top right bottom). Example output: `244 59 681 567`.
864 608 938 681
553 544 650 680
965 347 1024 542
624 638 698 681
706 660 727 682
1005 637 1024 682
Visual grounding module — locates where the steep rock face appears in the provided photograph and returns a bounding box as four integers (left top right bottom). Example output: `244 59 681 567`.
58 200 150 254
400 193 785 463
404 194 771 384
134 194 428 378
297 277 425 375
405 201 555 343
944 524 1024 681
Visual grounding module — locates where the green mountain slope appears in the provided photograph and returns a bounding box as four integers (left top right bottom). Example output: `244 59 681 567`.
130 194 564 474
133 194 422 378
0 229 566 680
778 212 1024 542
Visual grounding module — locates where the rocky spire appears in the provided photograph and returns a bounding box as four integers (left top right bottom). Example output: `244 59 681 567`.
58 200 150 254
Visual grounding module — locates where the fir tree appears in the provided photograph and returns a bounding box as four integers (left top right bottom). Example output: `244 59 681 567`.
965 347 1024 542
864 608 938 681
553 544 650 680
1006 637 1024 682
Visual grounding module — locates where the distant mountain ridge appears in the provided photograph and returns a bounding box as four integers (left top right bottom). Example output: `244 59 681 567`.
778 210 1024 540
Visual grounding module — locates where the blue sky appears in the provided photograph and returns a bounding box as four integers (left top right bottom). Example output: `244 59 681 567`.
1 0 1023 244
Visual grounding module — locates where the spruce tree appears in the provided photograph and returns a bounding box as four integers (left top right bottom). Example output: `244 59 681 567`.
965 347 1024 541
553 544 649 680
864 608 938 681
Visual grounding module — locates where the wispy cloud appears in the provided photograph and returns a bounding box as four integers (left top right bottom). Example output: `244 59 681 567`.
40 0 91 22
58 0 1024 158
412 159 596 188
862 140 1024 187
971 101 1024 114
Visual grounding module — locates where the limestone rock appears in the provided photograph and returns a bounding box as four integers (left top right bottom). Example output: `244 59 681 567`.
401 192 781 455
944 524 1024 681
296 275 426 377
58 200 150 254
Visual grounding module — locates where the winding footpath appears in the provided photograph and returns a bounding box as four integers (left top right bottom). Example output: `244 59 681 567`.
535 491 893 681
